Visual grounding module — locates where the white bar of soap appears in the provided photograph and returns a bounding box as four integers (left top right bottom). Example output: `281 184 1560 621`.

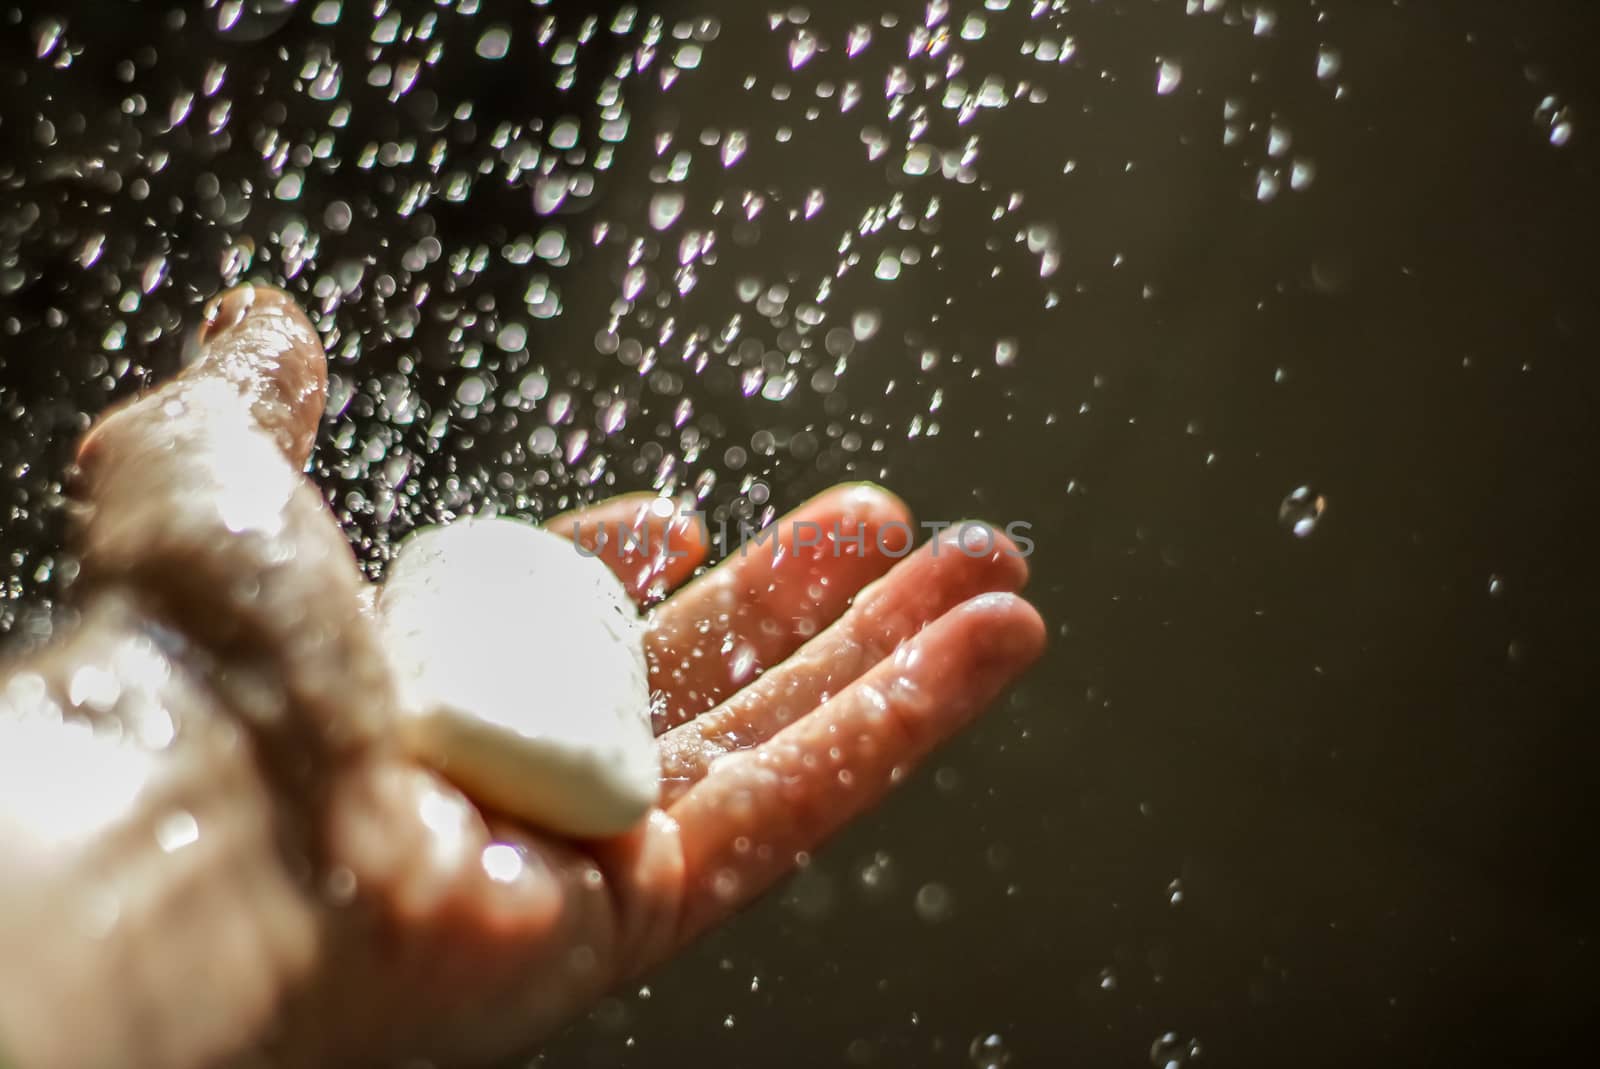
377 516 658 838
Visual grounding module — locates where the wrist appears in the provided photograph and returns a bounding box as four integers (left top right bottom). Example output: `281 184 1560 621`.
0 592 319 1069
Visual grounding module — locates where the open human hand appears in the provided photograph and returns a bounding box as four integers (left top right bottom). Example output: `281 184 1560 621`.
0 284 1044 1068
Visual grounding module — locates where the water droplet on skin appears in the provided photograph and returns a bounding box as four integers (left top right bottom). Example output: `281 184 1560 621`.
1278 486 1326 537
155 809 200 853
729 641 757 685
481 843 525 883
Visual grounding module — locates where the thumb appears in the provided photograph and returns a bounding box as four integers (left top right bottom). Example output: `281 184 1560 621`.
70 283 391 784
79 282 329 472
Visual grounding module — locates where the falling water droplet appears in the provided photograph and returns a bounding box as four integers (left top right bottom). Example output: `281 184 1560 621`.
533 174 572 215
1255 168 1281 202
1316 45 1342 81
649 191 686 230
211 0 301 43
1278 486 1326 537
1290 158 1316 190
33 18 65 59
1534 95 1574 147
140 256 169 295
1149 1033 1203 1069
475 25 512 60
1156 59 1182 96
969 1033 1012 1069
913 881 953 922
788 30 819 70
1267 123 1291 157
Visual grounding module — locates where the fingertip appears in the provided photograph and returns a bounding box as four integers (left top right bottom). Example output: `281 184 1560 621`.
187 283 328 463
840 480 913 518
781 482 915 562
827 481 914 531
195 282 306 347
196 283 261 346
957 591 1049 664
932 520 1032 590
663 502 711 562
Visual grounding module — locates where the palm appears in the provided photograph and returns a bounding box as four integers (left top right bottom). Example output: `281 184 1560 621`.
69 286 1045 1067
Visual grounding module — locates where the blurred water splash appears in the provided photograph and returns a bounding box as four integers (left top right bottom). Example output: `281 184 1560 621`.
0 0 1335 619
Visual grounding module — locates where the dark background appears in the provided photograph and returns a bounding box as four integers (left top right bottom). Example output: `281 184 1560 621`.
1 1 1598 1066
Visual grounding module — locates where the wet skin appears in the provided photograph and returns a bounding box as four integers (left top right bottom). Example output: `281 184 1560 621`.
0 284 1046 1069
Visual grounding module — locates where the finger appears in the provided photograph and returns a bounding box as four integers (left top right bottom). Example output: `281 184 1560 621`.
78 282 328 472
317 756 682 1067
668 592 1046 944
657 523 1030 805
305 758 577 1066
70 284 392 778
646 483 913 731
546 493 710 607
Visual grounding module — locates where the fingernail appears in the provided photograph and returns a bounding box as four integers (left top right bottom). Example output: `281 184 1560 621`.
198 283 260 346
